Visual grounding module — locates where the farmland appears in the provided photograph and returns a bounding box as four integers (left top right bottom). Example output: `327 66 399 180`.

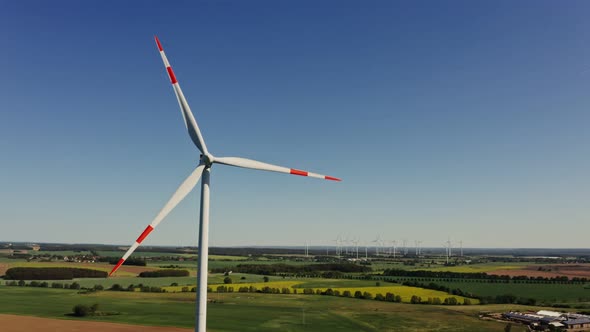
3 244 590 331
369 261 531 273
0 261 148 277
382 277 590 306
183 280 479 304
0 286 522 331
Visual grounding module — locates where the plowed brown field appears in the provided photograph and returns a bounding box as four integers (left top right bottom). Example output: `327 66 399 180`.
0 314 190 332
488 264 590 279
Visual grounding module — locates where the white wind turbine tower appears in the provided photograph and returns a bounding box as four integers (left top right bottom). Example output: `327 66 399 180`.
460 240 463 257
333 236 341 258
352 238 360 260
108 37 340 332
344 236 351 256
416 240 422 256
391 240 397 258
447 238 452 257
372 235 382 256
443 242 449 264
338 235 344 257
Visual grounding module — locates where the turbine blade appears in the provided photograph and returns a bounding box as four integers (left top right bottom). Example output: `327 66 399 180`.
109 164 206 276
155 36 208 154
214 156 341 181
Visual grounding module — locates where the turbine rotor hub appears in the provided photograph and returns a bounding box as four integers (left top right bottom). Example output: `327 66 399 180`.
201 153 214 166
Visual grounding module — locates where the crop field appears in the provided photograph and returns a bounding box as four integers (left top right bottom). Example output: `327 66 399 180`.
148 258 300 270
0 286 522 331
410 279 590 304
165 279 479 304
33 250 94 256
207 273 289 284
4 274 294 289
370 261 530 273
97 251 197 258
487 264 590 279
209 255 251 261
0 314 190 332
420 263 530 273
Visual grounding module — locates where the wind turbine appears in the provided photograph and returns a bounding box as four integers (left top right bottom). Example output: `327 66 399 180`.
372 235 382 256
352 238 360 260
391 240 397 258
108 37 340 332
443 242 449 264
334 234 344 258
447 238 452 257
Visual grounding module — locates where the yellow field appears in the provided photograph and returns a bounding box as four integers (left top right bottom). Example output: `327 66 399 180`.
163 280 478 304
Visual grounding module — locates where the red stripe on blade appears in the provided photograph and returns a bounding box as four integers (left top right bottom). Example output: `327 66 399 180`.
136 225 154 244
155 36 163 51
290 169 308 177
167 67 177 84
109 258 125 277
325 176 341 181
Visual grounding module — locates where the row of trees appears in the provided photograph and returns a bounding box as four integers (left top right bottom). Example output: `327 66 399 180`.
398 280 535 305
138 269 189 278
4 279 475 306
109 283 168 293
103 257 146 266
6 280 84 289
382 269 588 283
401 280 477 298
209 285 469 305
4 267 107 280
211 263 370 275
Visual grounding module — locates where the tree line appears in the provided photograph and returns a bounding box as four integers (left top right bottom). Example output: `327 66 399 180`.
398 279 536 305
382 268 588 283
101 257 146 266
4 267 107 280
211 263 370 275
138 269 189 277
211 284 468 305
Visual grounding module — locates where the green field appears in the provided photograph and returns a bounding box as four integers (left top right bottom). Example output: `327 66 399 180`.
370 261 530 273
168 279 479 304
4 273 293 289
33 250 94 256
426 279 590 304
0 286 525 331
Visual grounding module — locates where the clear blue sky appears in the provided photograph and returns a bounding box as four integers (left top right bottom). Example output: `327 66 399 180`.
1 1 589 248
